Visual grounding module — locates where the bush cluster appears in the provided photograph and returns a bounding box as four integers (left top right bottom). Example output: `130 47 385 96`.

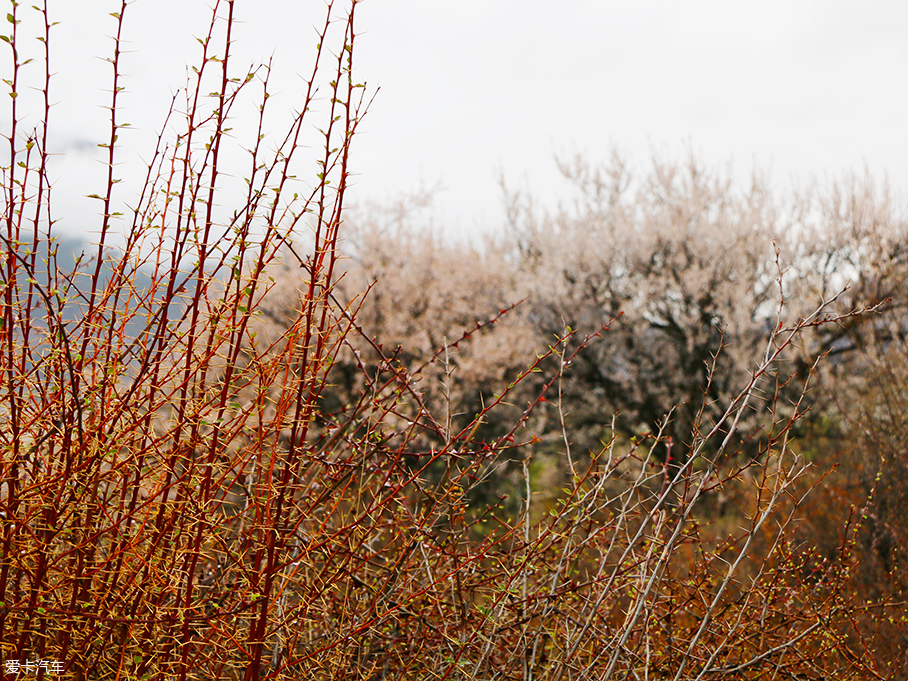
1 2 906 679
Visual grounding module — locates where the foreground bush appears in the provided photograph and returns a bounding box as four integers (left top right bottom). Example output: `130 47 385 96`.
0 1 902 679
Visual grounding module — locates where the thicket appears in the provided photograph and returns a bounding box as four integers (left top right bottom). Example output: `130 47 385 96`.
1 1 906 679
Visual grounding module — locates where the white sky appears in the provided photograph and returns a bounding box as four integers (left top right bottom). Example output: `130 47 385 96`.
5 0 908 242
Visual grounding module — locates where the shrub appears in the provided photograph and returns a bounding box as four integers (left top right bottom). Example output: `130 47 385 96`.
0 2 899 679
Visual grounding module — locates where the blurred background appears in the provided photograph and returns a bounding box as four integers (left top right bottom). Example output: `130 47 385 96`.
6 0 907 241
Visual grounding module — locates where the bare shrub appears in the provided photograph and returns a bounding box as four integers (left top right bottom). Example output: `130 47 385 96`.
0 1 373 677
0 1 901 679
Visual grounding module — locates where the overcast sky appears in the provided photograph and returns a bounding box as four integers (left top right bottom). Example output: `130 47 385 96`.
7 1 908 241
